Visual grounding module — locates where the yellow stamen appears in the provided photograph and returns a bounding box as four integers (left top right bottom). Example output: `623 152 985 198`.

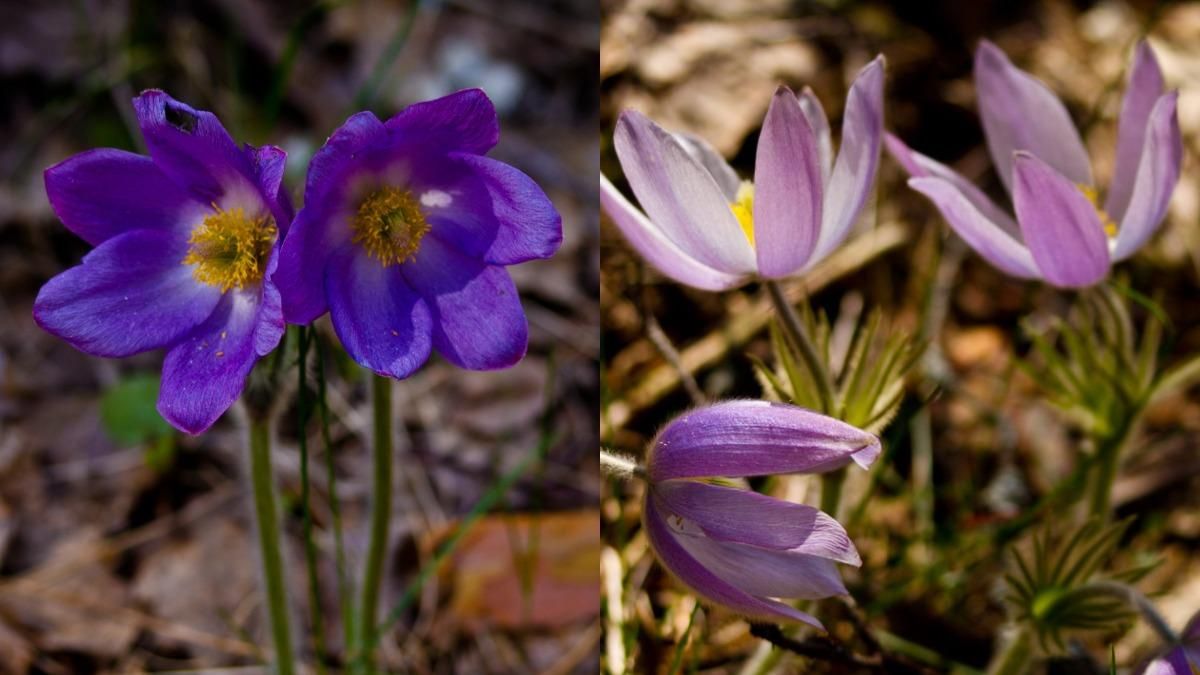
1077 184 1118 238
183 206 277 291
729 181 756 247
352 186 431 266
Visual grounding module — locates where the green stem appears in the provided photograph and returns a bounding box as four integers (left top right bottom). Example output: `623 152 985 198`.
314 333 354 654
249 418 296 675
1088 413 1135 519
820 468 846 520
296 327 328 673
356 373 393 668
985 624 1032 675
765 280 834 414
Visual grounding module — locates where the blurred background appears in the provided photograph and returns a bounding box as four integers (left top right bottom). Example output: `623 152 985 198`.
0 0 599 672
601 0 1200 672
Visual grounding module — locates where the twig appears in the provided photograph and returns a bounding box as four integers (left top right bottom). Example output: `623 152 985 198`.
644 311 705 406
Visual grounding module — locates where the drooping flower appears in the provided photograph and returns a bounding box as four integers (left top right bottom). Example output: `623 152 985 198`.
601 56 885 290
1138 611 1200 675
35 91 292 435
887 40 1182 288
274 89 561 378
641 400 880 628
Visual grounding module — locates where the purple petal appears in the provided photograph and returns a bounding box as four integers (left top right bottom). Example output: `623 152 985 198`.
253 250 286 357
1112 92 1182 261
613 110 756 275
326 246 433 380
797 88 833 182
665 512 850 600
247 144 294 232
419 153 562 265
132 90 258 205
383 88 498 156
673 132 741 200
1140 647 1200 675
975 40 1092 191
1106 40 1166 221
642 495 824 628
401 235 527 371
812 56 885 263
753 86 823 278
647 400 880 483
301 111 385 208
43 148 206 246
33 229 221 357
600 176 747 290
886 132 1021 239
653 480 859 564
157 289 269 434
907 176 1039 279
1011 152 1110 288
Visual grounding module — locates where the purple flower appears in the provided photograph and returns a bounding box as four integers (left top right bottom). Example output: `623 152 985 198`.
601 57 885 290
641 400 880 628
888 40 1182 288
35 91 292 435
274 89 561 378
1139 611 1200 675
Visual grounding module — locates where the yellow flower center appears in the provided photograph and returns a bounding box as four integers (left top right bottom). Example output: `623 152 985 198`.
729 181 756 247
183 206 277 291
1077 184 1118 238
352 186 431 266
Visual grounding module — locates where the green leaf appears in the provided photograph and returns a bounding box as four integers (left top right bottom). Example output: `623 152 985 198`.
100 374 172 446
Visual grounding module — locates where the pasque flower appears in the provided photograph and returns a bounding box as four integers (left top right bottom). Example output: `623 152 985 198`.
601 57 884 290
275 89 561 378
887 40 1182 288
1139 611 1200 675
35 91 292 434
641 400 880 628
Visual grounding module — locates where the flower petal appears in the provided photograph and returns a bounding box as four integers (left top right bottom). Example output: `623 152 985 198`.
812 56 885 263
665 511 850 600
907 176 1039 279
302 111 386 207
1012 151 1110 287
1112 92 1182 261
384 88 499 156
326 245 433 380
1106 40 1166 222
132 90 258 204
157 290 267 434
43 148 206 246
600 176 746 290
885 132 1021 239
975 40 1092 191
418 153 562 265
647 400 880 483
642 495 824 628
673 132 741 200
613 110 756 274
753 86 824 278
797 87 833 182
401 235 527 370
653 480 859 565
33 229 221 357
247 144 294 233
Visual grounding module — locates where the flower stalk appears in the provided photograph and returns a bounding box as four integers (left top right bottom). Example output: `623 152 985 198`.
356 372 394 668
986 624 1032 675
248 417 296 675
765 280 835 414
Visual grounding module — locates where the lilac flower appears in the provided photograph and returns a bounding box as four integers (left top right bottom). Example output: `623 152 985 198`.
641 400 880 628
601 57 885 290
1139 611 1200 675
35 91 292 435
888 40 1182 288
274 89 561 378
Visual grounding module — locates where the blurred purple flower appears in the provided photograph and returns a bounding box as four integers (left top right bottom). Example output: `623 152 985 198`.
641 400 880 628
1139 611 1200 675
888 40 1182 288
601 57 885 290
35 91 292 434
275 89 561 379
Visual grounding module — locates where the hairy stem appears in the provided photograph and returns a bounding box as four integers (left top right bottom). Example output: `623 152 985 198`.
356 373 394 669
249 418 296 675
765 280 834 414
985 624 1032 675
600 449 645 480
